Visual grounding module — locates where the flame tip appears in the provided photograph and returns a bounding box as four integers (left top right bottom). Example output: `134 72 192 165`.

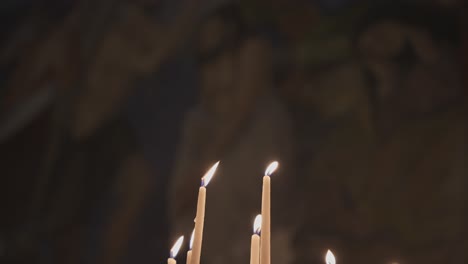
189 229 195 249
201 161 220 186
170 235 184 258
325 249 336 264
253 214 262 234
265 161 279 176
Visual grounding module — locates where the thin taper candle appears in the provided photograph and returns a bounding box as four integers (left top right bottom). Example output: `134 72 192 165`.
191 162 219 264
250 215 262 264
186 229 194 264
260 161 278 264
168 236 184 264
186 251 192 264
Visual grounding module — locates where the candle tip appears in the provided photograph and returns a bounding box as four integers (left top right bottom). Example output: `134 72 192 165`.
201 161 220 187
170 236 184 258
253 214 262 234
265 161 279 176
326 250 336 264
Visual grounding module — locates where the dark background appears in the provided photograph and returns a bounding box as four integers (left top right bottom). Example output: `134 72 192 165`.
0 0 467 263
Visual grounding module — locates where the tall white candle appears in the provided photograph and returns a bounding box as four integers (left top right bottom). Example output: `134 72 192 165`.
191 162 220 264
260 161 278 264
326 250 336 264
186 229 194 264
168 236 184 264
250 214 262 264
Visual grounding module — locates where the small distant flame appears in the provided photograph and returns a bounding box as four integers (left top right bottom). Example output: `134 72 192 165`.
326 250 336 264
253 214 262 234
189 229 195 250
265 161 279 176
201 161 220 187
170 236 184 258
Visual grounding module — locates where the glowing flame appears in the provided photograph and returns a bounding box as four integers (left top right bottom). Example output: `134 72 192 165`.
170 236 184 258
265 161 279 176
326 250 336 264
201 161 220 186
253 214 262 234
189 229 195 250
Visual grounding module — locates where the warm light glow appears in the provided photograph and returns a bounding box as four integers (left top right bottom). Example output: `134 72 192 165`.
189 229 195 250
265 161 279 176
201 161 220 186
170 236 184 258
253 214 262 234
326 250 336 264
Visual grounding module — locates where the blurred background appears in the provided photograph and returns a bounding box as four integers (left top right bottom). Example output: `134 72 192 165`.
0 0 467 263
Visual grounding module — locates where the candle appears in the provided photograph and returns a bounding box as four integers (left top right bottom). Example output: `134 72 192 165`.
326 250 336 264
186 229 194 264
260 161 278 264
250 214 262 264
168 236 184 264
191 162 220 264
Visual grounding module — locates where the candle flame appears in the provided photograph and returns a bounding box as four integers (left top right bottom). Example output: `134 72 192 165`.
201 161 220 187
189 229 195 250
170 236 184 258
265 161 279 176
326 250 336 264
253 214 262 234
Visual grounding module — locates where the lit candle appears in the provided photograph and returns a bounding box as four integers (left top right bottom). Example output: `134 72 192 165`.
191 162 220 264
186 229 194 264
260 161 278 264
250 214 262 264
326 250 336 264
168 236 184 264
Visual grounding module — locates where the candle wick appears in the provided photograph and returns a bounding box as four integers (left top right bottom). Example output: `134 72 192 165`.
200 178 205 187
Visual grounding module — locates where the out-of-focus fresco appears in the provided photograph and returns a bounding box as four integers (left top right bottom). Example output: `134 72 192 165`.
0 0 467 263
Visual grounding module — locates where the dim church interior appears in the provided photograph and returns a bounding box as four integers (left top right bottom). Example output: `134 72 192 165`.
0 0 468 264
